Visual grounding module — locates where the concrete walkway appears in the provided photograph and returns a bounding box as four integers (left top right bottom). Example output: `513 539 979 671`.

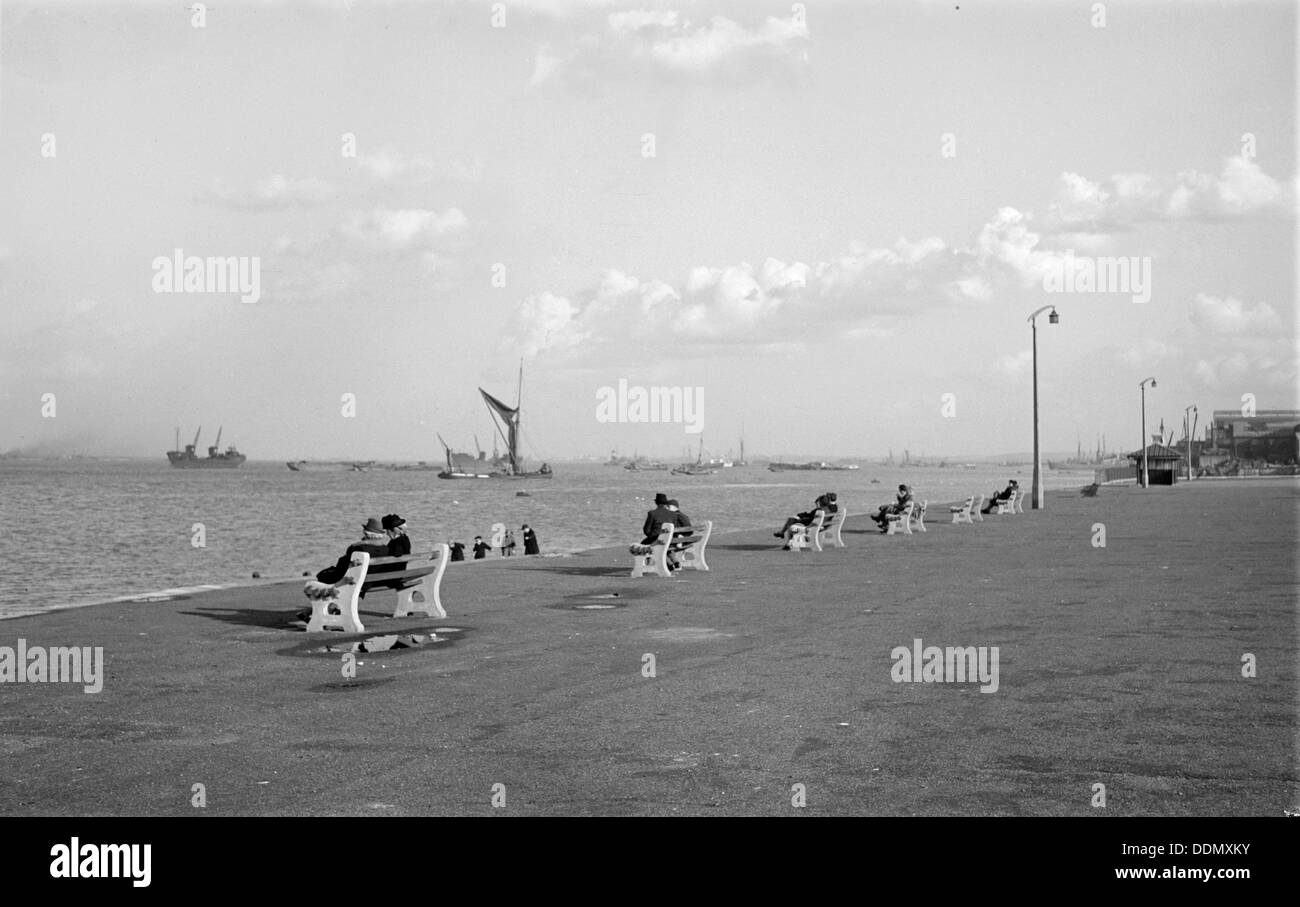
1 479 1295 815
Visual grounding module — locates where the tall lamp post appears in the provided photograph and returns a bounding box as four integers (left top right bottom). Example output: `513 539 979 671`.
1184 404 1197 481
1027 305 1059 509
1139 376 1157 487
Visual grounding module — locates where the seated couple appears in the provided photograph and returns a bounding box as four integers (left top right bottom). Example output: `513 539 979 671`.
642 493 693 572
982 480 1019 514
313 513 412 595
775 492 838 547
871 485 913 532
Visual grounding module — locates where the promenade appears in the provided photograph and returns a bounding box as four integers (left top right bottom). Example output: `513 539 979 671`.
1 479 1295 816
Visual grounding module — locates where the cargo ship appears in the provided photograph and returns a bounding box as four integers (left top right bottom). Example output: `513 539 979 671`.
167 427 246 468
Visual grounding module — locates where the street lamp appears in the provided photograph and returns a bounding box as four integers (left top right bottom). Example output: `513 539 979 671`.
1027 305 1059 509
1139 377 1157 487
1184 404 1197 482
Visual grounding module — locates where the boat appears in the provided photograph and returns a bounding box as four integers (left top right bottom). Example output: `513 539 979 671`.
167 427 246 468
435 434 493 479
768 460 859 472
671 438 717 476
439 362 553 480
286 460 305 471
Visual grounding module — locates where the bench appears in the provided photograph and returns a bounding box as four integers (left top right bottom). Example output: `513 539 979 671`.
302 544 450 633
995 489 1018 515
885 501 916 535
949 495 975 524
783 507 845 551
911 500 927 532
630 521 710 577
972 493 985 521
670 520 712 571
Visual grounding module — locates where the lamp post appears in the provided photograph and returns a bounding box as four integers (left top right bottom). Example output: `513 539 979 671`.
1139 377 1157 487
1027 305 1059 509
1184 404 1197 481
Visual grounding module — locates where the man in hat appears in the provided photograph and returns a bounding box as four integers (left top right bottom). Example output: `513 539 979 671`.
641 492 680 545
449 541 466 562
472 535 491 560
314 516 401 591
521 524 540 556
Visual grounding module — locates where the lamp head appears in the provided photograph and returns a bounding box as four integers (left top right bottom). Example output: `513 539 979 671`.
1151 378 1157 388
1048 309 1059 324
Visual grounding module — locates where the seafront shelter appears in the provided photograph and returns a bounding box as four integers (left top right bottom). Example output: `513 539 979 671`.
1128 444 1186 486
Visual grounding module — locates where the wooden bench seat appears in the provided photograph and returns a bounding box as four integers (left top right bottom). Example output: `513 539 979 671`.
302 544 449 633
995 489 1019 515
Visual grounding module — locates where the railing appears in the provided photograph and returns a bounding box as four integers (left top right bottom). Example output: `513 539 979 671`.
1095 465 1137 484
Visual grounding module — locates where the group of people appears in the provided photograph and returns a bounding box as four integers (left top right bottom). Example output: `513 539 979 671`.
451 525 541 561
775 491 839 547
641 492 694 571
315 513 541 584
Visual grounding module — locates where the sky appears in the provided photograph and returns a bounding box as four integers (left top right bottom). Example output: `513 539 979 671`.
1 0 1296 461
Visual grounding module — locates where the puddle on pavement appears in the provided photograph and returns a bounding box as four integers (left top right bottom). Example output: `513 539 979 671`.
311 628 466 654
551 591 637 612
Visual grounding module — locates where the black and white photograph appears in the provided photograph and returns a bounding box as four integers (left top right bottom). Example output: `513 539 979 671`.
0 0 1295 872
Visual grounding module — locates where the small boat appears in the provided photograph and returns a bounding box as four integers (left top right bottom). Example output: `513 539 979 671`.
672 438 717 476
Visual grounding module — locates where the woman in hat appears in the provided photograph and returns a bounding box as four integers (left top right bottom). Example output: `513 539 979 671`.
382 514 411 557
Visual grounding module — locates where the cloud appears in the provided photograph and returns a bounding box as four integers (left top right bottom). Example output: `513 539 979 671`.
1188 293 1283 335
340 207 468 249
1046 155 1294 233
354 146 483 185
202 174 335 210
1118 338 1177 368
505 231 991 358
530 9 810 86
995 349 1032 378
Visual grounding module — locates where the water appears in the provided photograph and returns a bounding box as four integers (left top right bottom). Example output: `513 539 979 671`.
0 458 1094 618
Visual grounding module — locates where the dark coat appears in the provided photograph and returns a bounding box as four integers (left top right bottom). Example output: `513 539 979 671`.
522 528 539 556
642 506 684 544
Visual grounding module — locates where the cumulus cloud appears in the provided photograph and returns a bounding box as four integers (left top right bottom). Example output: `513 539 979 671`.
340 207 468 249
354 146 483 185
530 8 810 85
1046 155 1294 233
202 174 335 210
1188 293 1283 335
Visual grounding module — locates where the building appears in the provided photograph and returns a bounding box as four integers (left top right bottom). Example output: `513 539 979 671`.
1127 444 1185 486
1205 410 1300 464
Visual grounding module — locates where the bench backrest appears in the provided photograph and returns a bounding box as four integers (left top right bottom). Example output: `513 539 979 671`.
360 547 448 589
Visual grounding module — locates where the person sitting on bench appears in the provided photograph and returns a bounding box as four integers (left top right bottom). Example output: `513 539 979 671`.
981 479 1019 514
664 499 693 571
872 485 913 532
642 493 690 567
312 516 405 601
775 492 836 539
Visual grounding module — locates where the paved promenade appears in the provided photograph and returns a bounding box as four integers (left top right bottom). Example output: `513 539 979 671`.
1 479 1295 816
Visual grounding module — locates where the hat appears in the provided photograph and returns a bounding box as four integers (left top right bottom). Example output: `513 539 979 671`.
654 493 669 506
361 516 385 534
666 499 680 507
382 513 407 530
